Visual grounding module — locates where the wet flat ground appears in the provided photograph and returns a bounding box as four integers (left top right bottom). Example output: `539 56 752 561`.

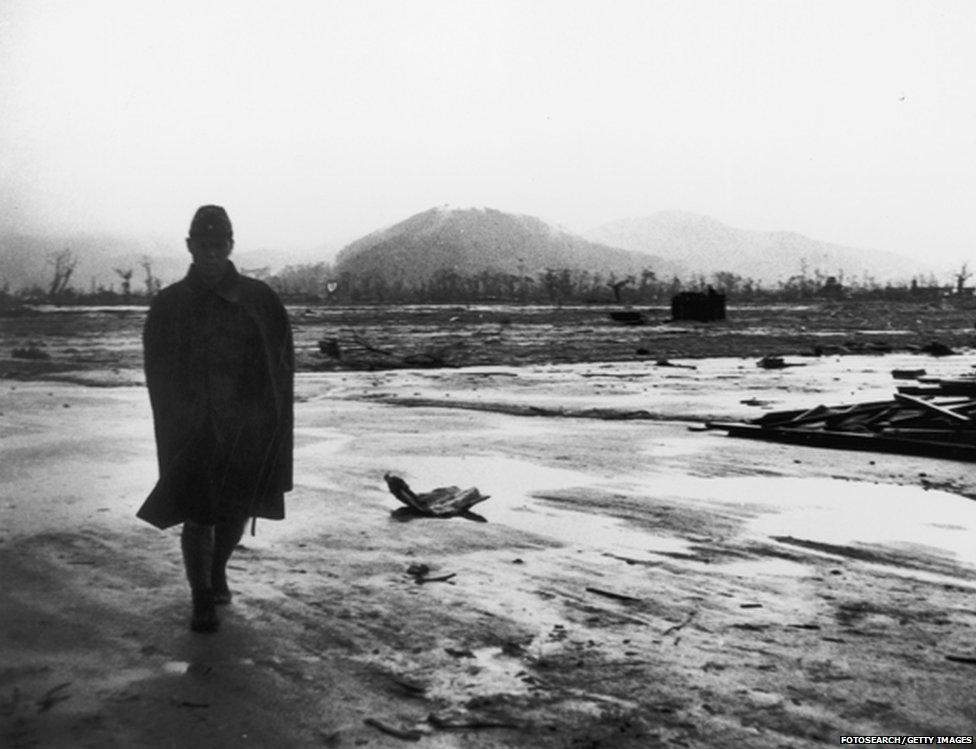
2 345 976 746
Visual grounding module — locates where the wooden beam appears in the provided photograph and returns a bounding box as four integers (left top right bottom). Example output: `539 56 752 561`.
893 394 973 424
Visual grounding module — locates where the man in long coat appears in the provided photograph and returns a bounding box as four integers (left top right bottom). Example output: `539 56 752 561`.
139 205 294 632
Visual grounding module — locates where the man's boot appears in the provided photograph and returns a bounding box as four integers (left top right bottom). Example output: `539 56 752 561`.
181 521 219 633
212 516 248 605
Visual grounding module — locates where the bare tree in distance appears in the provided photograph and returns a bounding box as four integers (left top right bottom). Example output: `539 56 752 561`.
114 267 134 301
47 248 77 301
140 257 161 298
607 276 634 304
954 262 972 295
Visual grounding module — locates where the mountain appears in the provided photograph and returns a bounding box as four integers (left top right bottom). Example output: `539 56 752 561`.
584 211 931 284
334 206 672 284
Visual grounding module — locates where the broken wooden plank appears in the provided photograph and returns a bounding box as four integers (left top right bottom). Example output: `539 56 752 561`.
707 422 976 462
384 473 489 516
427 713 520 730
586 587 641 603
893 393 973 423
662 611 696 636
364 717 423 741
896 385 946 396
878 428 973 439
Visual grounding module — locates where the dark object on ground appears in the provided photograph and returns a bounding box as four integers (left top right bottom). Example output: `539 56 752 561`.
406 563 456 584
945 654 976 666
757 355 784 369
384 473 489 517
363 717 422 741
756 355 805 369
586 586 641 603
891 368 926 379
920 341 955 356
609 310 647 325
656 359 697 370
427 713 520 730
705 383 976 461
913 376 976 396
671 289 726 322
318 337 341 358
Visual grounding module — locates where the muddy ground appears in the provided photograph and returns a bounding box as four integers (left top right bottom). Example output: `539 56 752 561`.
2 299 976 382
2 302 976 747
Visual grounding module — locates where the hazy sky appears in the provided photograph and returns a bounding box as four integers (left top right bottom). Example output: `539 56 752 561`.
2 0 975 267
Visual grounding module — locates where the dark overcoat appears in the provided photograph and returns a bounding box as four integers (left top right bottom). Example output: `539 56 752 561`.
137 262 294 529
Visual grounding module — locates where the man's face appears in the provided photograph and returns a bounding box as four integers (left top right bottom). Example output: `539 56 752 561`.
187 236 233 286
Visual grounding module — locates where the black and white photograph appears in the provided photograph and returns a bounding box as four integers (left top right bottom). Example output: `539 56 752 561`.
2 1 975 746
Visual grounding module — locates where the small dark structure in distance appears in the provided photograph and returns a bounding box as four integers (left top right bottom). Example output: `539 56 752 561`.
671 287 726 322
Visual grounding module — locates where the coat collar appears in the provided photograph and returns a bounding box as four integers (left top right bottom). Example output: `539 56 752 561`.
186 261 242 303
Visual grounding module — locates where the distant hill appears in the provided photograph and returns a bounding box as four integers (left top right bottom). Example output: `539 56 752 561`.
585 211 931 284
334 206 672 284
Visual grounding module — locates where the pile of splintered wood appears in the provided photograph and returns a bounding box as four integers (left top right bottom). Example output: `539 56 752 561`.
706 378 976 461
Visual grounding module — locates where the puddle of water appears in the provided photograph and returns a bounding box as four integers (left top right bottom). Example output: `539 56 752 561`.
723 477 976 567
627 474 976 572
372 456 976 573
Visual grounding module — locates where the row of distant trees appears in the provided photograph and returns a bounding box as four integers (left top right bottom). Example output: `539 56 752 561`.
263 261 971 305
1 248 162 306
1 249 973 307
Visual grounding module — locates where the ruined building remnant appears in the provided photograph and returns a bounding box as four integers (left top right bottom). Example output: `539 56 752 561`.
671 287 726 322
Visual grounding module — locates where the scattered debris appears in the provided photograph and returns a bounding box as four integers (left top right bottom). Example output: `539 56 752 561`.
655 359 697 370
706 385 976 461
945 654 976 666
585 586 641 603
912 376 976 396
662 611 697 636
363 717 423 741
406 563 457 584
35 682 71 713
427 712 520 730
756 355 805 370
384 473 489 517
388 674 428 696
